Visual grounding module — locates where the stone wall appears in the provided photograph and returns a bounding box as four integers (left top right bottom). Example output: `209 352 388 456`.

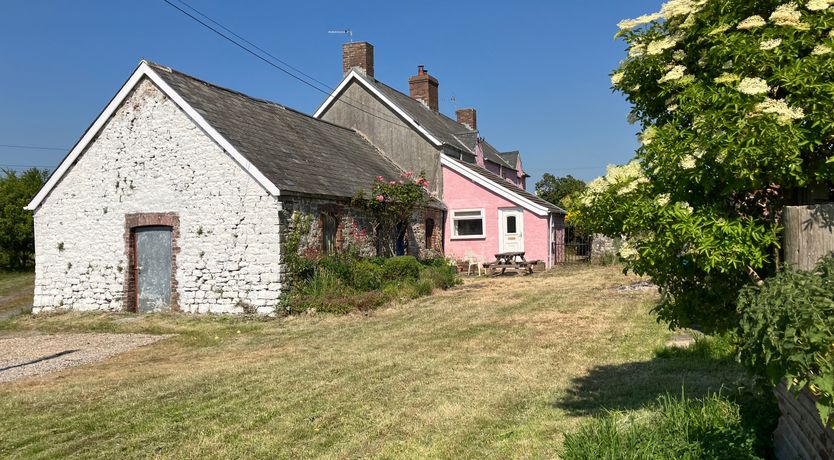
282 196 443 261
32 77 283 315
773 383 834 459
590 234 617 263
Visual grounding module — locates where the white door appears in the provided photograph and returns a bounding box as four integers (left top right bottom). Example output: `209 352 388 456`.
499 208 524 253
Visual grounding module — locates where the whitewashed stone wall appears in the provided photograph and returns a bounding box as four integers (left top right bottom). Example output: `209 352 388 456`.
32 78 283 315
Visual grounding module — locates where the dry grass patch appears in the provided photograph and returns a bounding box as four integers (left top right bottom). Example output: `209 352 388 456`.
0 264 746 458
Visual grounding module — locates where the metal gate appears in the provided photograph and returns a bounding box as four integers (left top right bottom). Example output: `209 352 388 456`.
555 226 591 263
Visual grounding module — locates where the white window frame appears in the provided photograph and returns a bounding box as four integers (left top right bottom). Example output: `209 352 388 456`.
451 208 486 239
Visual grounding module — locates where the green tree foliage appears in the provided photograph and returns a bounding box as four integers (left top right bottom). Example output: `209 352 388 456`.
0 168 48 270
534 173 586 208
572 0 834 333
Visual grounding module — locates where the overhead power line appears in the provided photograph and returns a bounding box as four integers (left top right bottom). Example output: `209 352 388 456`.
0 144 66 151
0 164 55 169
162 0 410 129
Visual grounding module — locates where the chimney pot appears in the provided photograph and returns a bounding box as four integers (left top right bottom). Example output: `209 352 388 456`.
409 65 440 112
342 42 374 78
456 108 477 130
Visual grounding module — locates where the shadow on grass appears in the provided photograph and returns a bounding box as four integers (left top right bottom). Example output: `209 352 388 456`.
554 338 745 416
553 336 780 457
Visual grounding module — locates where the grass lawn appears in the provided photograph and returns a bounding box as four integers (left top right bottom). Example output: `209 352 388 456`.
0 271 35 316
0 265 751 459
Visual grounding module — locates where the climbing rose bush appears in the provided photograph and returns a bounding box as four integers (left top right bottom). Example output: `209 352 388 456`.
353 172 430 256
572 0 834 333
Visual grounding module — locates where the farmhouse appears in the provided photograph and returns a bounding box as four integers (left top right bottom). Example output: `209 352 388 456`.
27 44 566 315
25 61 425 314
315 42 566 267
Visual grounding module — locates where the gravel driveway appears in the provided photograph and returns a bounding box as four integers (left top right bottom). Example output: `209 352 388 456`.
0 333 172 383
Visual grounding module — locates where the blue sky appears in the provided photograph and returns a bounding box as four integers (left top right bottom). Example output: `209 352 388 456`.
0 0 661 187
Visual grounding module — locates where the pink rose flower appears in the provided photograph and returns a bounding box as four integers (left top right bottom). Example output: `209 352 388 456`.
406 171 414 178
389 180 397 185
376 176 384 181
375 194 385 202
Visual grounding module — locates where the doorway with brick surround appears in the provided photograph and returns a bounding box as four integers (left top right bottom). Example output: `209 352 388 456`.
133 226 173 312
124 213 180 313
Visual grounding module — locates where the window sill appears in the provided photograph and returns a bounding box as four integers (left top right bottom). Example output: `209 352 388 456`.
450 235 486 240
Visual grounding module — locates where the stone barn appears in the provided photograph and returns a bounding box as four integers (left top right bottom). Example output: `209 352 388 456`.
25 60 419 315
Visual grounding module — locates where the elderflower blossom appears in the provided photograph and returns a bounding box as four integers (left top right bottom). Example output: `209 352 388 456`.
618 240 639 260
673 50 686 61
605 160 644 185
807 0 833 10
647 36 679 55
714 73 739 85
813 44 832 55
754 97 805 124
661 0 708 19
770 3 808 29
618 12 664 30
737 77 770 95
659 65 687 83
629 43 646 58
641 126 658 146
679 202 694 214
829 30 834 39
760 38 783 50
656 194 671 206
737 15 766 29
611 72 624 86
680 154 697 169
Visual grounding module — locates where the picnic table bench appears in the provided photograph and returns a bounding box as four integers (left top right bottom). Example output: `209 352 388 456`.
486 251 534 276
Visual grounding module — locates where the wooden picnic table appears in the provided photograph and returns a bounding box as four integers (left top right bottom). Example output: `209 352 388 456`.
487 251 533 276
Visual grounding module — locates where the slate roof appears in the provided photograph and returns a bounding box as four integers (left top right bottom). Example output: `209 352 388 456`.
451 158 565 214
149 62 403 199
353 73 515 170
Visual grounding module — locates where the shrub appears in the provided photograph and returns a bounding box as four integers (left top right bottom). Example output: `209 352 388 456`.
561 393 762 460
382 256 421 281
316 253 357 284
351 260 383 291
413 279 434 297
736 257 834 426
420 265 460 290
288 290 387 315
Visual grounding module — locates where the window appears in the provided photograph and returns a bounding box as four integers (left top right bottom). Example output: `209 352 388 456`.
506 215 517 234
425 218 435 249
321 213 337 254
452 209 485 239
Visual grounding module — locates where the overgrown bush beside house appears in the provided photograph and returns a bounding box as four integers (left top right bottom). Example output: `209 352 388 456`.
283 253 459 315
282 173 460 315
736 256 834 427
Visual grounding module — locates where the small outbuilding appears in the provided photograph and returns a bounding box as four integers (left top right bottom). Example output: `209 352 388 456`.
26 61 406 314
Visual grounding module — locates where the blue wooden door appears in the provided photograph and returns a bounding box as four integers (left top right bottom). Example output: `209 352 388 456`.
135 226 172 313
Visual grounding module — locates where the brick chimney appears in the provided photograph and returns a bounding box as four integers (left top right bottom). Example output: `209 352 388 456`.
456 108 477 130
342 42 374 78
409 65 439 112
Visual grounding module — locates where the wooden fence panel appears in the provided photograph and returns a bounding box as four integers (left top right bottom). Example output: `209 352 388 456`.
783 204 834 270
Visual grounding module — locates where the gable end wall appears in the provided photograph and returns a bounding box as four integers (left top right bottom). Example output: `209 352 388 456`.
318 82 443 198
32 78 284 315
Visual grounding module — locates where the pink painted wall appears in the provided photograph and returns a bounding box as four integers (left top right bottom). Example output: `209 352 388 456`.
443 165 552 267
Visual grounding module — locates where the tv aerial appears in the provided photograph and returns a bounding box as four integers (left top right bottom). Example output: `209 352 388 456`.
327 29 353 42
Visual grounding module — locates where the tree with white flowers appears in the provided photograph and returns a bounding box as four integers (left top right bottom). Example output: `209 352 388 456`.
572 0 834 332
